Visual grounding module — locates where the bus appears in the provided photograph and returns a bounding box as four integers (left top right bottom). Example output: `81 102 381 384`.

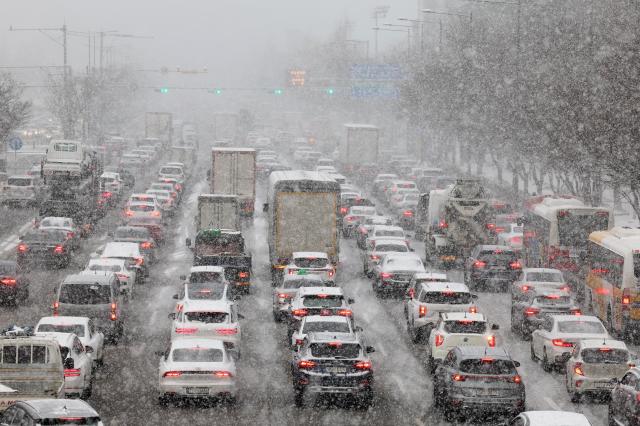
585 227 640 341
522 195 612 277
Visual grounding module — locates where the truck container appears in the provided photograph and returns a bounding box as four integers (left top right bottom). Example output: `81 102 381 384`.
210 148 256 217
145 112 173 148
266 171 340 281
196 194 240 232
339 124 379 173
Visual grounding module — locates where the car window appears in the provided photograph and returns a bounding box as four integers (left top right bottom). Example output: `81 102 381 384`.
458 359 517 375
527 272 563 282
582 348 628 364
421 292 472 305
283 279 323 289
189 272 223 284
186 284 225 300
184 312 228 324
302 295 343 308
172 348 223 362
558 320 606 334
443 320 486 334
309 343 360 358
294 258 328 268
302 321 350 334
37 324 85 337
375 244 408 253
59 283 111 305
88 263 122 273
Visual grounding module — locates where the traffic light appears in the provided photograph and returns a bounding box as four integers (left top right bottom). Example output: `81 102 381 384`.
326 87 335 95
159 87 169 94
273 88 284 95
214 88 223 95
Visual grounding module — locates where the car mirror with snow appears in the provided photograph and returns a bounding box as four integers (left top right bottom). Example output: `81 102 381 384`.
491 324 499 330
355 326 363 332
237 314 245 320
172 294 179 300
168 313 176 320
348 298 355 304
85 346 94 354
513 361 521 368
366 346 375 353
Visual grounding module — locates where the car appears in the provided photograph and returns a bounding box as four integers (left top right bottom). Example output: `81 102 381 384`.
149 182 179 204
130 149 152 163
169 300 243 353
609 366 640 426
362 238 409 277
112 226 157 263
17 228 73 269
283 252 335 282
509 411 592 426
123 201 163 225
406 281 478 344
291 331 375 408
0 260 29 304
182 265 226 284
464 245 522 291
106 166 135 188
85 257 138 296
0 399 103 425
98 172 123 199
37 216 81 248
426 312 499 373
290 314 360 349
316 158 334 168
497 223 524 253
342 206 377 237
394 192 420 229
121 153 144 168
272 274 329 322
35 316 105 367
0 175 41 206
356 215 393 249
432 346 525 421
32 331 93 399
287 287 355 338
372 173 399 197
99 241 148 280
145 189 176 215
173 280 232 314
564 338 634 402
530 315 609 372
511 268 569 300
405 272 449 300
372 252 426 297
366 225 407 247
160 176 184 198
157 338 237 405
511 289 580 339
158 164 185 184
54 272 125 343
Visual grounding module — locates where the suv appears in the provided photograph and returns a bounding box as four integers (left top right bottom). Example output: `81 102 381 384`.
54 273 124 343
510 289 580 339
291 332 375 408
433 346 525 421
609 366 640 426
0 175 41 206
464 245 522 291
372 252 425 297
0 399 103 425
287 287 355 339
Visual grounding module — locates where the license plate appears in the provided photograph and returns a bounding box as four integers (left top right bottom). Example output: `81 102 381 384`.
595 382 613 389
326 367 347 374
186 387 209 395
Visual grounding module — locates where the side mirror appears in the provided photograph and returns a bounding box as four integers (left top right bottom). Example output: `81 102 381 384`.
237 313 245 320
179 275 186 281
168 313 176 320
355 326 363 332
85 346 94 354
185 238 191 248
513 361 521 368
410 247 415 252
348 298 355 304
154 350 165 357
172 294 179 300
64 357 75 369
491 324 500 331
366 346 375 353
560 353 571 362
471 294 479 300
263 203 269 213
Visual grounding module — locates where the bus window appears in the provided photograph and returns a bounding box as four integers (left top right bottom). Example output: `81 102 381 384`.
557 212 609 247
634 253 640 282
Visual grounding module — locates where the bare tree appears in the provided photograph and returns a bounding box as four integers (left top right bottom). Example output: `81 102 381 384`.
0 73 31 174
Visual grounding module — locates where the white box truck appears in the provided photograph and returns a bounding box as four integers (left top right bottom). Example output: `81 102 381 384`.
196 194 240 232
210 148 256 217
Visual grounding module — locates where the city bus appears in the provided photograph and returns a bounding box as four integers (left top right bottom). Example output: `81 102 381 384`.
522 195 612 277
585 227 640 341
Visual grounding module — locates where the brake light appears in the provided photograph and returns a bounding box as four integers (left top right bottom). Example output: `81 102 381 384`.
473 260 486 269
213 371 232 378
340 207 348 214
511 236 522 244
560 286 570 292
495 227 506 233
64 368 81 377
403 210 413 217
175 183 182 191
574 362 584 376
623 296 631 305
116 273 128 281
546 294 560 299
53 301 59 314
135 257 144 265
380 272 392 279
469 305 478 314
370 255 380 261
238 271 249 279
140 241 153 249
435 334 444 347
216 328 238 335
152 210 161 217
295 338 304 346
175 327 198 334
278 293 292 299
292 309 308 317
298 360 316 369
452 374 466 382
486 223 496 230
354 361 372 370
525 307 540 316
439 219 448 229
512 375 522 384
346 216 355 222
552 339 573 347
163 371 182 378
487 335 496 347
338 309 353 317
408 288 415 299
571 308 582 315
17 243 27 253
419 305 427 318
510 261 522 269
328 269 335 278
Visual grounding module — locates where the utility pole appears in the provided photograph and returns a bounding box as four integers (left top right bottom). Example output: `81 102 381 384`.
372 6 390 60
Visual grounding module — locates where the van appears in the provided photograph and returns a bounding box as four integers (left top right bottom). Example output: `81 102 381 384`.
0 336 65 411
54 273 124 343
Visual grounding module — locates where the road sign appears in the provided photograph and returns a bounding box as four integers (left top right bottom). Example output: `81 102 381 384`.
8 136 23 151
350 64 404 80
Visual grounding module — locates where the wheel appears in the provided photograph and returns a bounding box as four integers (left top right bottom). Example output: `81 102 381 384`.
225 394 237 405
272 310 283 322
432 383 443 408
80 377 93 400
357 388 373 409
426 352 437 375
158 395 170 407
569 390 581 403
530 342 537 361
608 404 617 426
520 321 531 341
294 387 305 407
542 348 553 372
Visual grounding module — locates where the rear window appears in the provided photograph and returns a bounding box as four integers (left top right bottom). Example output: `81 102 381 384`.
23 230 66 242
302 321 350 334
40 418 101 425
375 244 408 253
294 258 328 268
526 272 563 283
478 251 517 263
1 344 48 364
37 324 85 337
41 218 72 228
309 343 360 358
160 167 182 175
421 292 472 305
283 279 324 289
581 348 628 364
458 359 517 375
443 320 487 334
7 178 32 187
302 295 343 308
59 284 111 305
88 263 122 273
184 312 228 324
558 320 606 334
189 272 223 284
172 348 223 362
115 228 149 240
186 284 225 300
130 205 155 212
376 230 404 238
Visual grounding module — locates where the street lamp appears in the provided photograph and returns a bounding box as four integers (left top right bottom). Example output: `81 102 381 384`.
372 5 390 59
372 26 411 59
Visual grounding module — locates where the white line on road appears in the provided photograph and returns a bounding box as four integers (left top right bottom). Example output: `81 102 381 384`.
544 396 562 411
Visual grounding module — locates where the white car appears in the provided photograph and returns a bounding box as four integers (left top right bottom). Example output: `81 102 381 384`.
123 201 162 224
287 286 354 337
362 238 410 276
372 252 425 296
272 274 329 322
284 252 335 282
99 172 123 197
564 338 634 402
530 314 609 372
390 191 419 212
511 268 569 300
342 206 377 237
173 280 232 314
85 257 138 296
170 300 243 351
158 165 185 184
99 241 147 280
290 315 360 348
426 312 500 374
316 166 338 174
38 216 80 249
33 331 94 399
405 281 478 343
509 411 592 426
157 338 237 405
497 223 524 253
36 316 105 367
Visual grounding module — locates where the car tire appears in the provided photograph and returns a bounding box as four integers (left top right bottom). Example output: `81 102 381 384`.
81 377 93 400
530 342 537 361
294 387 305 407
426 352 437 375
520 321 531 341
357 388 373 409
608 404 617 426
542 349 553 373
272 310 283 323
432 383 443 408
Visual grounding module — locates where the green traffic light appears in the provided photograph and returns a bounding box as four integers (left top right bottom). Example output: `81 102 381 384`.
159 87 169 94
273 88 283 95
214 88 223 95
326 88 335 95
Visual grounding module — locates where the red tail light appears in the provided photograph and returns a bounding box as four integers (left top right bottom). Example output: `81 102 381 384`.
175 327 197 334
623 296 631 305
338 309 352 317
278 293 292 299
403 210 413 217
135 257 144 265
354 361 372 370
64 368 81 377
140 241 153 249
419 305 427 318
520 285 530 292
175 184 182 191
512 375 522 384
298 360 316 369
152 210 161 217
67 232 75 239
238 272 249 279
17 243 28 253
213 371 232 378
435 334 444 347
468 306 478 314
571 308 582 315
346 216 355 222
473 260 486 269
115 273 128 281
439 220 448 229
552 339 573 347
53 301 59 314
0 278 17 286
487 335 496 347
380 272 392 279
292 309 308 317
574 362 584 376
53 245 64 254
511 236 522 244
340 207 348 214
216 328 238 335
524 307 540 316
452 374 466 382
510 261 522 270
328 269 335 278
486 223 496 230
163 371 182 378
125 210 134 217
101 191 112 198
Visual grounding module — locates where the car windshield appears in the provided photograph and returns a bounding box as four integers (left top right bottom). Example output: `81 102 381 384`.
303 321 350 334
385 257 423 269
41 218 72 228
160 167 182 175
558 320 606 334
443 320 487 334
190 272 223 283
302 295 343 308
7 178 32 186
184 312 228 324
88 263 122 273
581 348 628 364
526 272 563 282
421 292 472 305
376 230 404 238
172 348 223 362
37 324 85 337
294 258 328 268
458 359 517 375
59 284 111 305
309 343 360 358
115 228 149 240
186 284 225 300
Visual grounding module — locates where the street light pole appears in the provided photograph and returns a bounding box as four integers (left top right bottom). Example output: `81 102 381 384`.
373 27 411 60
372 6 390 60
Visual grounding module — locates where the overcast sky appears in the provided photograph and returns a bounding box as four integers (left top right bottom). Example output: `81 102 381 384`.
0 1 421 87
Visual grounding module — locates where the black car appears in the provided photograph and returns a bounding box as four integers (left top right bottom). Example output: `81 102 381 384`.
17 229 73 268
0 261 29 304
464 245 521 291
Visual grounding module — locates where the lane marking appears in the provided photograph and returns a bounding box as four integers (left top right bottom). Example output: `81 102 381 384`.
377 342 387 357
544 396 562 411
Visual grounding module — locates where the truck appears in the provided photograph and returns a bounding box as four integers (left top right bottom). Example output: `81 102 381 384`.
423 178 495 268
339 124 379 176
186 195 251 292
210 148 256 217
145 112 173 149
266 171 340 281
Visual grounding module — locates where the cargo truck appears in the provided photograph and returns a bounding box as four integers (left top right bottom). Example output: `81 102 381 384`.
266 171 340 282
145 112 173 149
210 148 256 217
339 124 379 177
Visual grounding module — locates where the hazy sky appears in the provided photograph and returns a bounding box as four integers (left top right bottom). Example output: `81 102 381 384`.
0 1 419 86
